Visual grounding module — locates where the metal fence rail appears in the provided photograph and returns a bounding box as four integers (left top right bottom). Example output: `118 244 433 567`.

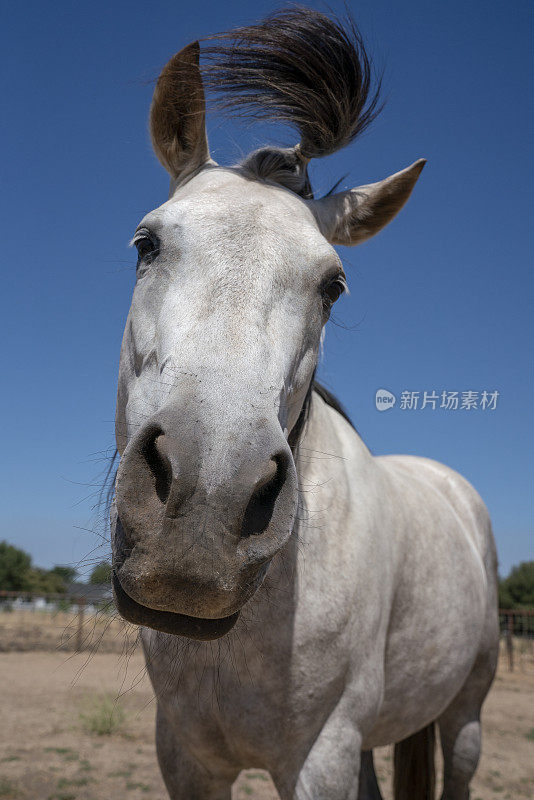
0 589 136 654
499 608 534 672
1 593 533 666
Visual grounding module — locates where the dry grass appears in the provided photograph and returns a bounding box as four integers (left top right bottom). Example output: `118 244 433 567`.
0 609 138 654
79 694 126 736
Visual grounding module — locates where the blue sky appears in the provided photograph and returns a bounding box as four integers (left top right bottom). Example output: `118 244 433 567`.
1 0 532 578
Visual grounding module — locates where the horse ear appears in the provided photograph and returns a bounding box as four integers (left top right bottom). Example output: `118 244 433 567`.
150 42 211 182
313 160 426 246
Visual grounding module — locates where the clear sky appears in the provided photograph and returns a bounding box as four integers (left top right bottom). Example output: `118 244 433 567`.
1 0 532 578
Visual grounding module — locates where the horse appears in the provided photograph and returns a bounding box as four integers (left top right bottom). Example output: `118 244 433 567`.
110 9 499 799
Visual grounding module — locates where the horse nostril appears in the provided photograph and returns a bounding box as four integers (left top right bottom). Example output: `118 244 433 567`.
241 455 287 537
142 432 173 504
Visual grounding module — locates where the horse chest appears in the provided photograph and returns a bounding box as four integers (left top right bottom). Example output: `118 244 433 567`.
146 629 349 768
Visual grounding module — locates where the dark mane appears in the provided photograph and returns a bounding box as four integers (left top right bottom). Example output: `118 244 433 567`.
201 7 382 196
312 382 354 429
288 377 355 451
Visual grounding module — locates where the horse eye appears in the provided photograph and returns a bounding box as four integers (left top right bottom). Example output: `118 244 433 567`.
322 278 346 308
134 233 159 267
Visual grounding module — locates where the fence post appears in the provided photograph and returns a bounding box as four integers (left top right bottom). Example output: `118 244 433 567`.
505 612 514 672
75 598 85 653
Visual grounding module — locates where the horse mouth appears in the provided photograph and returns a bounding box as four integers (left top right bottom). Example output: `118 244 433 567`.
112 573 240 640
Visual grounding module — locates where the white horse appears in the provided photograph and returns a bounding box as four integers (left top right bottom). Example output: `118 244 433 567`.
111 10 499 799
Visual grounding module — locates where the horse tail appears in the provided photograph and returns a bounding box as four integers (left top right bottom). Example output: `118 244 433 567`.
393 722 436 800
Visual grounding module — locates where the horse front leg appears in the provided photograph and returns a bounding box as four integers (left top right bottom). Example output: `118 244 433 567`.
155 706 237 800
274 707 364 800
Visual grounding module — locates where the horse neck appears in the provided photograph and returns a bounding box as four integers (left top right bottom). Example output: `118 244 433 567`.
260 392 346 597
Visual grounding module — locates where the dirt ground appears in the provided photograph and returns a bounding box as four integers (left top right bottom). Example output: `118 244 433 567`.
0 650 532 800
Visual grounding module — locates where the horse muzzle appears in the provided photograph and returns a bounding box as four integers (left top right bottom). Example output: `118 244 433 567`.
111 413 297 638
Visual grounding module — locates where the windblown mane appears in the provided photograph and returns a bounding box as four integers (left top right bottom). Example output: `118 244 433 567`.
201 7 382 197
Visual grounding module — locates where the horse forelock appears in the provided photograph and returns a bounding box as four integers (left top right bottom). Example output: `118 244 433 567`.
196 7 382 198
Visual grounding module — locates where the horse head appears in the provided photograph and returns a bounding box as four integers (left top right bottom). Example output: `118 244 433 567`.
112 9 425 639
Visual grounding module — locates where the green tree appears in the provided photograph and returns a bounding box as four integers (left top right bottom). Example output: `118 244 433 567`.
498 578 513 609
26 567 66 594
90 561 112 585
0 541 32 590
499 561 534 609
50 565 78 585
